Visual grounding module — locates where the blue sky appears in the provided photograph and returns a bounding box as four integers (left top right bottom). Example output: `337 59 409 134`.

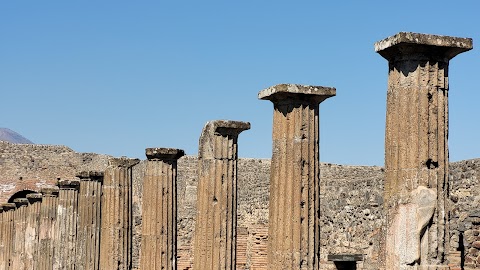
1 1 479 166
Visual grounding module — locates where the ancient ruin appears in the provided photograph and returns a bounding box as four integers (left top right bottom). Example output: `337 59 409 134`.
375 32 473 269
259 84 335 269
140 148 184 270
0 31 476 270
193 120 250 270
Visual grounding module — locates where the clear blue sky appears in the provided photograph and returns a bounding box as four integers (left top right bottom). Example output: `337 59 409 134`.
1 1 479 166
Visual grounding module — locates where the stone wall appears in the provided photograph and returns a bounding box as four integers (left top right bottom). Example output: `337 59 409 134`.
0 141 110 202
1 142 479 269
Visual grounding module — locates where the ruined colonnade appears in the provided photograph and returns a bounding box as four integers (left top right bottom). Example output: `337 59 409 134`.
0 31 474 270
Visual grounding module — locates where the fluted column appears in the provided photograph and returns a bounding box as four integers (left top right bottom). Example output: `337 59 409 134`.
11 198 28 270
53 180 80 270
99 157 140 270
375 32 473 269
193 120 250 270
1 203 16 270
38 188 59 270
0 207 3 270
76 171 104 270
140 148 185 270
25 193 42 270
259 84 335 269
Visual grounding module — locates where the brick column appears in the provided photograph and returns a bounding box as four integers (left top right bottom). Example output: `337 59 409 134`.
25 193 42 270
0 203 16 270
375 32 473 269
259 84 335 269
140 148 185 270
193 120 250 270
100 157 140 270
53 180 80 270
76 171 104 270
38 188 59 270
11 198 28 270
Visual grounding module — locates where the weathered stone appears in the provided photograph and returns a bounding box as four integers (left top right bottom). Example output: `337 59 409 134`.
0 203 16 270
376 32 473 269
25 193 42 270
193 120 250 270
259 83 335 269
38 188 59 270
53 180 79 270
11 198 28 270
99 157 139 270
140 148 184 270
76 171 104 270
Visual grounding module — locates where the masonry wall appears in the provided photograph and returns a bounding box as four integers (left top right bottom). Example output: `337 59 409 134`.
1 142 479 269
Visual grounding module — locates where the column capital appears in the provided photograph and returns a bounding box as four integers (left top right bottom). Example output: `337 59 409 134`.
108 157 140 168
1 203 16 211
41 187 59 197
375 32 473 61
145 148 185 161
199 120 250 159
13 198 29 207
57 179 80 189
76 170 104 181
26 193 43 203
258 83 336 104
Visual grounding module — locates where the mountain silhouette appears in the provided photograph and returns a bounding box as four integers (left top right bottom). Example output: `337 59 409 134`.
0 128 34 144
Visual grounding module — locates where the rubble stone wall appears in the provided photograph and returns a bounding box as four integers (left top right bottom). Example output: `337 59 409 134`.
1 142 479 269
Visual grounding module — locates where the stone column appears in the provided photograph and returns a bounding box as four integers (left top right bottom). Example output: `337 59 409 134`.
11 198 28 270
0 203 16 270
76 171 104 270
140 148 185 270
38 188 59 270
259 84 335 269
53 180 80 270
25 193 42 270
193 120 250 270
99 157 140 270
375 32 473 269
0 206 3 270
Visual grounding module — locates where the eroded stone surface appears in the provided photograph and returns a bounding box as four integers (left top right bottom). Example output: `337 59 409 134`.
260 83 334 269
140 147 184 270
193 120 250 270
377 31 472 269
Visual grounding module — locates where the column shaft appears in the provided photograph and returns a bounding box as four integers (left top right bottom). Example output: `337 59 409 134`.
38 188 59 270
259 84 335 270
140 148 184 270
53 180 79 270
0 204 16 270
11 199 28 270
375 32 473 269
193 120 250 270
76 171 104 270
99 158 139 270
25 194 42 270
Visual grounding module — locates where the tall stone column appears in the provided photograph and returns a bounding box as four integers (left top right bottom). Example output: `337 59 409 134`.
99 157 139 270
375 32 473 269
25 193 42 270
193 120 250 270
140 148 185 270
11 198 28 270
0 206 3 270
53 180 80 270
38 188 59 270
259 84 335 269
76 171 104 270
0 203 16 270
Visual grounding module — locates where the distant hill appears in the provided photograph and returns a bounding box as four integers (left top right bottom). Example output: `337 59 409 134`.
0 128 34 144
